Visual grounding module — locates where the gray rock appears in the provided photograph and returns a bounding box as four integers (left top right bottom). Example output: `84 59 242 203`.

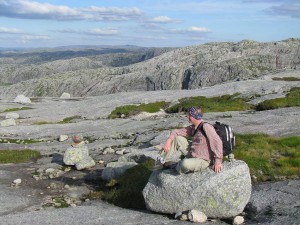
13 94 31 104
143 160 252 218
59 135 69 142
5 112 19 119
0 118 16 127
101 162 138 180
188 210 207 223
60 92 71 99
63 143 95 170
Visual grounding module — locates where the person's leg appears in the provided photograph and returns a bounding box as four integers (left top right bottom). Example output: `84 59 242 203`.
162 136 189 162
176 158 210 174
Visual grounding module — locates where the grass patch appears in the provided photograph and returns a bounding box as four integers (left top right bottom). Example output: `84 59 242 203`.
234 134 300 182
86 159 154 209
255 87 300 111
3 107 33 112
0 138 45 144
0 150 40 164
272 77 300 81
166 94 252 113
108 101 169 119
32 115 82 125
58 115 82 124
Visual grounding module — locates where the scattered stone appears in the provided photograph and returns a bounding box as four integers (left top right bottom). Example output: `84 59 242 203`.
13 94 31 104
60 92 71 99
13 179 22 185
104 147 115 154
188 210 207 223
45 168 55 174
233 216 244 225
115 149 125 155
0 118 16 127
5 112 19 119
59 135 69 142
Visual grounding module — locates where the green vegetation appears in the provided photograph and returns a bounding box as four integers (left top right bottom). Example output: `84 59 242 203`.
43 196 70 208
0 138 45 144
108 101 168 119
0 150 40 164
272 77 300 81
166 94 252 113
33 115 82 125
58 115 82 124
86 159 154 209
234 134 300 182
3 107 33 112
255 87 300 111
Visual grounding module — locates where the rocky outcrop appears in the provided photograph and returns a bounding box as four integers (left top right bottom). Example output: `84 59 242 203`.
143 160 252 218
0 39 299 97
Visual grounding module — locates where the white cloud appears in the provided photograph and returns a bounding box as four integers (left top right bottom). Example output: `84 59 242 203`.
187 26 210 33
19 34 50 43
0 27 24 34
147 16 181 23
56 28 118 36
171 26 211 34
0 0 143 21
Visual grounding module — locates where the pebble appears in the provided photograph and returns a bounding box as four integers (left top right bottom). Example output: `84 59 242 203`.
13 178 22 185
233 216 244 225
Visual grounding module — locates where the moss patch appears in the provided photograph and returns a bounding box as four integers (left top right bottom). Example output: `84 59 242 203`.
108 101 169 119
3 107 33 112
86 159 154 209
166 94 252 113
0 150 40 164
272 77 300 81
255 87 300 110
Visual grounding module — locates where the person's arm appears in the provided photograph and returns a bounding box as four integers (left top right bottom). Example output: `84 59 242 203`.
203 123 223 172
163 125 194 152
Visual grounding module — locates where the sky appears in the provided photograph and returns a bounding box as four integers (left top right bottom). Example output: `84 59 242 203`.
0 0 299 48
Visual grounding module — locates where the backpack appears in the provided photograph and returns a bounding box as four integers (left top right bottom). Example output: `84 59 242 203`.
196 121 236 156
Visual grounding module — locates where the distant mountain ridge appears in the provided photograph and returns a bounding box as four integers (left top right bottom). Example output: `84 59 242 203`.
0 38 299 98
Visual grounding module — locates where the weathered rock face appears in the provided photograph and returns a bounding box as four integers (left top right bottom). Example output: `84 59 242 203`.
143 160 251 218
0 39 299 97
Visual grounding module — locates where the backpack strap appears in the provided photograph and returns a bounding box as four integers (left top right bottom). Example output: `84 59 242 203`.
193 122 207 137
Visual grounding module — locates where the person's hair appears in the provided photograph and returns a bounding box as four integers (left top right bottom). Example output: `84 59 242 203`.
72 134 84 143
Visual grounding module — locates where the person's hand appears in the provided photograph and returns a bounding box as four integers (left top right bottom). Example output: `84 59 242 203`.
213 163 222 173
163 139 172 152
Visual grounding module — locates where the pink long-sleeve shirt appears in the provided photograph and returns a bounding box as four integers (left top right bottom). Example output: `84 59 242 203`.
169 122 223 165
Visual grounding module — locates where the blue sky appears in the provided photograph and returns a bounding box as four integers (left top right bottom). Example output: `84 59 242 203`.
0 0 299 48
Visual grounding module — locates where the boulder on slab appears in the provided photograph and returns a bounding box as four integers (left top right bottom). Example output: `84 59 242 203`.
143 160 251 219
60 92 71 99
5 112 19 119
0 119 16 127
13 94 31 104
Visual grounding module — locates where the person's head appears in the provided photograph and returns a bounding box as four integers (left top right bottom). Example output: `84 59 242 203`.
72 134 84 144
187 106 203 125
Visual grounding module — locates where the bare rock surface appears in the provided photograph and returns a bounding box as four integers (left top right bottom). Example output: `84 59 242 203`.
0 69 299 224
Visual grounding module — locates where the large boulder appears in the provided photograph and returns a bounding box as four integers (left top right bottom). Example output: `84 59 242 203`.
143 160 251 218
13 94 31 104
